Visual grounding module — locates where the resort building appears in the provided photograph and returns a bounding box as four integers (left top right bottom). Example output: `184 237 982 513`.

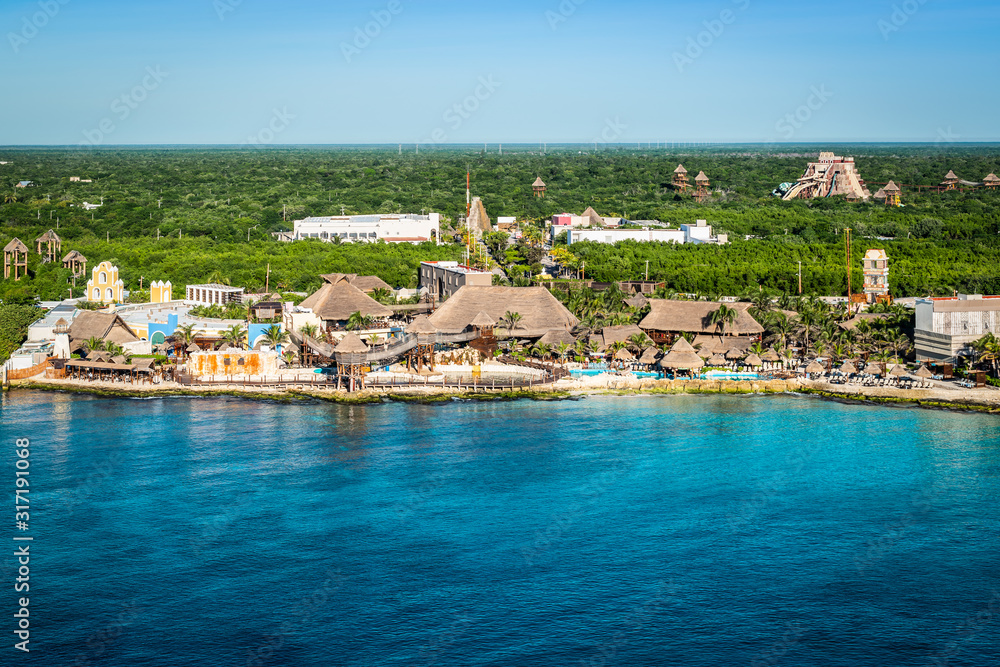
566 220 727 246
420 261 492 300
777 152 871 201
296 275 393 333
639 300 764 344
67 311 141 353
150 280 174 304
86 261 125 304
428 285 579 338
185 284 244 306
914 294 1000 362
290 213 441 245
862 249 890 304
62 250 87 278
4 238 29 280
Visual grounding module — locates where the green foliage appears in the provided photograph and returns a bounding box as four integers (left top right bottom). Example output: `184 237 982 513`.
0 304 41 363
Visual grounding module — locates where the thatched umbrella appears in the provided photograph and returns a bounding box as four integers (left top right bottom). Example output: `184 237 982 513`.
614 348 635 361
638 347 659 366
888 364 908 377
914 365 934 378
697 348 714 359
217 341 232 351
725 347 745 360
839 360 858 375
405 314 438 335
538 329 577 347
707 353 728 366
744 353 764 368
805 360 825 375
469 311 496 328
333 333 369 354
863 362 883 375
761 348 781 363
111 355 127 365
187 342 201 354
659 337 705 371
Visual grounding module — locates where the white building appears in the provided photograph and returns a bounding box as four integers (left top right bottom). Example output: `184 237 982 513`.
291 213 440 245
420 261 493 299
566 220 728 246
915 294 1000 362
185 284 245 306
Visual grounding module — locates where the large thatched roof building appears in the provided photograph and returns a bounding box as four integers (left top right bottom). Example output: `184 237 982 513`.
639 300 763 342
428 286 578 337
300 277 393 324
67 311 140 349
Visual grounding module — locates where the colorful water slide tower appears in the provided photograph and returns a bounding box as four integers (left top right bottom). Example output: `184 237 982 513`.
672 164 690 192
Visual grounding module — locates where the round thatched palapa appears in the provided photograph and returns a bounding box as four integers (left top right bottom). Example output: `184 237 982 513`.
187 342 201 353
863 362 883 375
405 315 438 335
743 353 763 368
888 364 908 377
697 348 713 359
805 361 825 375
638 347 659 365
707 353 728 366
724 347 745 360
614 348 635 361
839 360 858 375
761 348 781 363
537 329 577 347
659 336 705 370
469 311 496 327
914 365 934 378
333 333 369 354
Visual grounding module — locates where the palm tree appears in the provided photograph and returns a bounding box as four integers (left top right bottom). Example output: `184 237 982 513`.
501 311 523 331
709 304 738 340
555 341 572 366
174 323 200 358
299 323 320 339
749 341 765 356
346 311 374 331
532 342 552 361
628 332 652 353
796 310 819 356
262 324 289 350
223 324 247 349
370 288 393 304
83 336 106 354
972 333 1000 376
105 342 124 358
765 312 794 350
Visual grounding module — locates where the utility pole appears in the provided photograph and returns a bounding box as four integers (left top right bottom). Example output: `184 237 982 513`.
798 261 802 295
265 263 271 294
845 227 853 314
645 260 649 281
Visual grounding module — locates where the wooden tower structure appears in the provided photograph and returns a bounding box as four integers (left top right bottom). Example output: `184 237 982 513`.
672 164 689 192
984 173 1000 191
334 333 369 392
62 250 87 278
694 171 710 202
4 238 29 280
532 177 547 197
468 310 498 357
404 315 438 372
941 170 960 191
35 229 61 263
883 180 902 207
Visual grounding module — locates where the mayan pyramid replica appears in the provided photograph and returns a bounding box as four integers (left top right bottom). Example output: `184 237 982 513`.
779 152 871 202
467 196 492 237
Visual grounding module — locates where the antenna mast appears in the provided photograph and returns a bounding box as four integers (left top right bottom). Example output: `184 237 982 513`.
845 228 852 312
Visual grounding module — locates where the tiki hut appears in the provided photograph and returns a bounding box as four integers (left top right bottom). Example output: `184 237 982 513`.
67 311 140 352
187 342 201 354
914 365 934 378
581 206 604 227
888 364 908 377
62 249 88 277
863 362 883 375
333 332 369 356
217 342 232 351
744 353 763 368
300 278 393 327
638 347 659 366
469 311 497 328
624 294 649 309
87 350 111 362
600 324 645 347
639 301 763 343
614 348 635 361
405 315 439 336
697 348 714 359
761 348 781 363
707 353 728 366
334 333 369 392
538 329 577 347
724 347 745 361
839 360 858 375
659 337 705 371
111 355 127 365
427 286 578 338
805 361 825 375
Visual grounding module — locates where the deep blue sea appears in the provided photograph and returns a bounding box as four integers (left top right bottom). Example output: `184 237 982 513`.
2 390 998 666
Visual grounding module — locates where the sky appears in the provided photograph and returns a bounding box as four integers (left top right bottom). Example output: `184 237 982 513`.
1 0 998 145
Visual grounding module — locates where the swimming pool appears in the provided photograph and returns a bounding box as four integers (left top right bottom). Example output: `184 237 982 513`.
701 371 760 380
571 369 660 379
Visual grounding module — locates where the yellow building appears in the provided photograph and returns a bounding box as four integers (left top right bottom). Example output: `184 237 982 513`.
150 280 173 304
86 261 125 304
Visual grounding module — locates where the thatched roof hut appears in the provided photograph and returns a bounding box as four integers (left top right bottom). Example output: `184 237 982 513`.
624 294 649 309
694 171 710 182
724 347 745 360
638 347 659 365
674 164 688 174
883 180 901 193
405 315 438 335
469 311 497 327
68 311 140 349
805 361 825 375
86 350 110 362
614 348 635 361
872 188 887 200
300 280 392 323
697 348 713 359
914 365 934 378
334 333 369 354
532 177 546 188
839 360 858 375
984 173 1000 185
888 364 908 377
640 301 764 336
863 362 883 375
427 286 578 337
744 353 763 368
187 342 201 353
601 324 644 347
4 238 29 254
538 329 576 347
581 206 604 227
707 353 728 366
761 348 781 363
659 337 705 370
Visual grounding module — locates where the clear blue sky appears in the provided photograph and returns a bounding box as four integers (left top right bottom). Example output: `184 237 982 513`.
1 0 997 145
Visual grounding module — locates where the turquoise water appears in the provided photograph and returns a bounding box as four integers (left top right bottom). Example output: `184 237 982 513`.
2 390 998 666
571 369 660 378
